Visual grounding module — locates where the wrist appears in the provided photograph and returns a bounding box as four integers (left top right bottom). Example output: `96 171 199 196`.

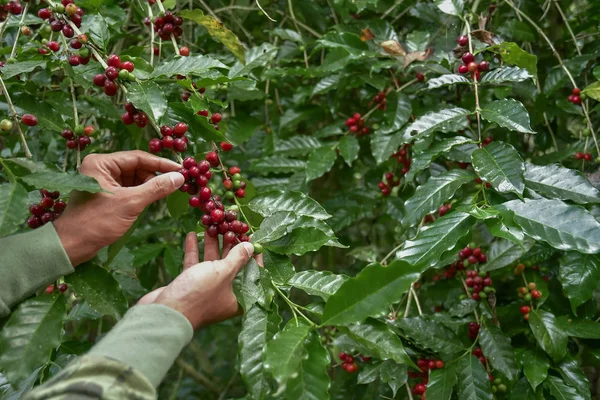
52 219 97 267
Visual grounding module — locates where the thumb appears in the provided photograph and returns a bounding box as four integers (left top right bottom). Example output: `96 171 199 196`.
217 242 254 277
131 171 185 207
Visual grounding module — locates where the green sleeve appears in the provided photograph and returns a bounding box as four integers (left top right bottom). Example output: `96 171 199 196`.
0 223 73 317
25 304 194 399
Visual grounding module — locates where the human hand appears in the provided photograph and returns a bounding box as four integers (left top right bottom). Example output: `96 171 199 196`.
138 232 260 329
53 150 184 266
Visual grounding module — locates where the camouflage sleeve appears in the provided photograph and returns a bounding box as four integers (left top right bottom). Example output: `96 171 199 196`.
24 355 156 400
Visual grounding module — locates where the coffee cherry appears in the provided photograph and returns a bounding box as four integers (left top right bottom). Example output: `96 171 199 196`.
462 52 475 64
38 8 51 19
223 231 237 244
520 305 530 314
107 54 121 68
235 188 245 198
105 66 119 80
45 284 55 294
41 212 54 224
54 200 67 213
206 151 219 167
199 187 212 201
173 138 187 152
66 140 77 149
93 74 106 87
229 166 241 175
211 209 225 223
572 95 581 105
572 88 581 96
62 25 74 38
467 61 478 73
435 360 444 369
21 114 38 127
47 41 60 52
252 243 263 254
0 119 13 131
458 64 468 74
531 289 542 299
58 283 68 292
68 55 81 66
148 138 162 153
416 72 425 82
478 60 490 71
457 35 469 46
121 61 135 72
206 225 219 237
220 142 233 151
211 113 222 124
413 383 426 395
172 122 187 137
104 80 118 96
179 46 190 56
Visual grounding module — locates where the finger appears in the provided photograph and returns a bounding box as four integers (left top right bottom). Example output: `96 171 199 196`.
254 252 264 267
216 242 254 276
183 232 199 270
137 287 166 305
221 240 234 259
129 171 185 208
110 150 182 175
203 234 220 262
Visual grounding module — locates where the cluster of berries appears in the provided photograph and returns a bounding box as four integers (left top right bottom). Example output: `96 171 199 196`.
378 172 400 196
121 102 149 129
46 282 68 294
181 84 205 102
490 376 507 394
458 244 487 265
475 177 492 189
472 347 487 366
344 113 370 136
567 87 582 105
464 269 494 302
373 91 387 110
432 263 458 281
393 144 412 175
518 282 542 302
437 203 452 217
151 12 184 41
378 144 412 196
61 125 94 150
38 0 84 38
148 122 189 153
177 156 214 196
222 166 247 200
574 152 593 161
0 1 23 22
408 358 445 398
93 55 135 96
338 352 370 373
26 189 66 229
197 110 223 131
457 52 489 80
468 321 480 340
65 34 91 66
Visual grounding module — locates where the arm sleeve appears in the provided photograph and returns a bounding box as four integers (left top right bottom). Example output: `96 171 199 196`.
0 223 74 317
25 304 194 400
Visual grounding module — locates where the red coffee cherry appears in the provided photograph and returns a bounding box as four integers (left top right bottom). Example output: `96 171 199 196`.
106 54 121 68
211 113 222 123
173 122 188 136
457 35 469 46
462 52 475 64
179 46 190 56
220 142 233 151
21 114 38 126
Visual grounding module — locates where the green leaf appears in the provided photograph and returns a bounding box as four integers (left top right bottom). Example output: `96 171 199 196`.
479 325 518 381
229 43 278 77
285 332 331 400
395 316 464 356
480 67 534 84
435 0 464 16
380 93 412 135
227 115 262 145
456 355 493 400
253 211 298 244
556 356 591 400
65 264 128 320
486 42 538 76
485 215 526 246
500 198 600 254
249 191 331 220
317 32 369 55
288 270 348 301
557 317 600 339
0 183 28 237
357 363 381 385
545 375 586 400
449 299 478 317
1 61 46 79
21 172 102 194
163 246 183 278
264 323 311 391
322 260 421 326
559 252 600 313
480 238 534 272
274 136 324 157
239 304 280 400
179 10 245 63
126 81 167 123
510 377 539 400
312 75 341 95
396 212 475 271
426 362 458 400
169 102 227 142
87 14 109 50
150 54 228 78
346 320 412 365
521 348 549 391
266 227 331 256
0 295 65 385
132 243 165 267
528 310 568 362
338 136 360 166
425 74 471 90
235 259 270 311
480 99 535 134
403 107 471 142
582 81 600 102
250 156 307 174
272 28 303 43
524 162 600 204
166 190 189 219
471 141 525 196
370 131 405 165
263 250 295 285
403 170 474 227
406 136 472 181
305 147 337 182
11 94 65 132
379 362 408 397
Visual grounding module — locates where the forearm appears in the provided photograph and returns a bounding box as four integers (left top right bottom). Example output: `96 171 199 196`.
26 304 194 399
0 223 73 317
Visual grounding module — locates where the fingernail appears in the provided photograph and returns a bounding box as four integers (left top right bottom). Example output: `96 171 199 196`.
168 172 185 188
241 242 254 257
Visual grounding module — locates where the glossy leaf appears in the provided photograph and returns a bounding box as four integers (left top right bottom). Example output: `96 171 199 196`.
229 43 278 77
480 67 533 84
264 322 311 391
501 198 600 254
251 156 307 174
288 270 348 301
480 99 535 134
357 363 381 385
346 320 412 365
558 317 600 339
150 54 228 78
21 172 102 194
524 162 600 204
472 141 525 196
263 250 295 285
0 183 28 237
249 191 331 220
313 75 341 95
235 259 271 311
425 74 470 90
396 212 475 271
11 94 65 133
559 252 600 313
456 355 493 400
479 325 518 380
521 348 549 391
126 81 167 123
338 136 360 166
582 81 600 102
557 356 591 400
528 310 567 362
379 361 407 397
395 316 464 356
486 42 538 76
426 362 458 400
1 61 46 79
403 170 474 226
0 295 65 384
322 260 421 326
285 332 330 400
406 136 472 181
266 227 332 256
306 147 337 182
480 238 534 272
380 93 412 134
510 377 539 400
65 264 128 320
545 375 585 400
274 136 324 157
253 211 298 244
403 107 471 142
435 0 464 15
370 130 405 164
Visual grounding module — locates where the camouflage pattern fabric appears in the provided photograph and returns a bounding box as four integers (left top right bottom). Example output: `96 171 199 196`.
25 355 155 400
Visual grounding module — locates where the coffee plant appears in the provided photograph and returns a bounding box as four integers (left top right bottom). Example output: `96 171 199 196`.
1 0 600 398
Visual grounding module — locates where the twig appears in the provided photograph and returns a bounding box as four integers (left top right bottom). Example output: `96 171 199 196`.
553 1 581 56
0 76 32 158
175 359 220 393
217 374 237 400
198 0 220 20
155 0 180 55
287 0 309 68
403 288 413 318
410 283 423 316
465 19 482 142
9 2 29 59
380 241 403 265
256 0 276 22
405 382 415 400
147 3 156 65
382 0 404 19
325 0 339 25
213 5 258 13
